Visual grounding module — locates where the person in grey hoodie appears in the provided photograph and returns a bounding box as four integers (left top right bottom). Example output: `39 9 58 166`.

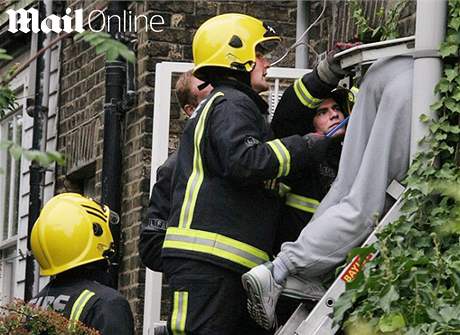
242 55 414 330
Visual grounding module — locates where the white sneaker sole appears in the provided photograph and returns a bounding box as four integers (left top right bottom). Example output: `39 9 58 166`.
242 272 274 330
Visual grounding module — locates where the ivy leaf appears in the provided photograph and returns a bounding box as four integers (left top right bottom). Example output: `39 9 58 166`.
430 99 443 112
445 68 458 82
440 42 458 57
34 153 53 167
343 317 376 335
426 307 443 323
439 306 460 323
444 98 460 113
119 47 136 64
0 140 13 149
379 285 399 313
0 53 13 61
436 78 451 93
333 289 356 324
452 87 460 101
74 32 135 63
378 312 406 332
45 151 66 166
449 17 460 30
8 144 23 160
105 47 119 61
419 114 430 123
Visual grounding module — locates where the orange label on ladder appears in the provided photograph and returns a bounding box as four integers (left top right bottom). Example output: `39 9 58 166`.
340 253 374 283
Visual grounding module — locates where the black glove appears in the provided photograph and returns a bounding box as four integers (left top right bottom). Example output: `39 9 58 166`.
316 42 358 86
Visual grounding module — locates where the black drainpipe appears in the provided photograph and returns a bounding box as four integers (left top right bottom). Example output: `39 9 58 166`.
101 1 127 288
24 1 46 302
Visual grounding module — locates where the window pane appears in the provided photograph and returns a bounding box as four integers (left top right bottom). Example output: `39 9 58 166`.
0 246 16 305
1 114 22 241
12 116 22 236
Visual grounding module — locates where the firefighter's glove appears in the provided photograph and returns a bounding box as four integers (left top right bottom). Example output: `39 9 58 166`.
316 42 358 86
303 132 324 149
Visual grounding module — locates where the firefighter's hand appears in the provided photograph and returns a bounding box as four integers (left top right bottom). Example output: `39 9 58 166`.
316 42 360 86
303 132 324 148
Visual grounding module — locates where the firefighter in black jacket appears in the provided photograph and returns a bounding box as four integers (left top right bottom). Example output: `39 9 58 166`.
139 71 212 272
161 13 342 335
271 87 354 325
30 193 134 335
272 87 354 252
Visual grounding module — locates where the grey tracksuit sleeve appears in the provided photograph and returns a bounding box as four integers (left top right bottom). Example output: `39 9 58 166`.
277 56 414 278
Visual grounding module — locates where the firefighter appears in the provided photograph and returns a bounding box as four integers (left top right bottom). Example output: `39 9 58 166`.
139 70 212 272
272 87 354 254
271 87 354 325
30 193 134 335
161 13 345 335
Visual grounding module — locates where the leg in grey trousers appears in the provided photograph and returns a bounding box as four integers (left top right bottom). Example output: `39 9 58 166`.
277 56 414 279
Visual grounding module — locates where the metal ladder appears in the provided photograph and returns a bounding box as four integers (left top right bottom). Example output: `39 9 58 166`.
275 180 405 335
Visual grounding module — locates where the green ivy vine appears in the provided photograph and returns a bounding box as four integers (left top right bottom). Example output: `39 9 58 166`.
349 0 408 42
334 1 460 334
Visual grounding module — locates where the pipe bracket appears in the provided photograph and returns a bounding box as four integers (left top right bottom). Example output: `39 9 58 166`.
412 49 441 59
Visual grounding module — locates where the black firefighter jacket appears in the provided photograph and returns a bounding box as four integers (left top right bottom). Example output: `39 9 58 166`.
140 151 178 272
30 274 134 335
270 69 343 251
162 79 319 274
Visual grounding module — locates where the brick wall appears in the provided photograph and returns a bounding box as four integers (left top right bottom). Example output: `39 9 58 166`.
54 1 416 333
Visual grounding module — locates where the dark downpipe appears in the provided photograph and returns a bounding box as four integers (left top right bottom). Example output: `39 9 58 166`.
24 1 46 302
101 1 127 288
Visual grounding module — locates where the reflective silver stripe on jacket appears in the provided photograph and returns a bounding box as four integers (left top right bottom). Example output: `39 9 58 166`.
179 92 224 229
293 78 322 109
164 227 270 269
285 193 319 214
266 139 291 177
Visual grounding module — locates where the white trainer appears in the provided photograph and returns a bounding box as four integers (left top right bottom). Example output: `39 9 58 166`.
241 262 283 330
281 275 326 301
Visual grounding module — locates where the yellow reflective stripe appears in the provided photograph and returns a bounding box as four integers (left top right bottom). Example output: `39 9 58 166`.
171 291 188 334
285 193 320 214
293 79 321 109
179 92 224 229
68 289 95 328
267 139 291 177
164 227 270 269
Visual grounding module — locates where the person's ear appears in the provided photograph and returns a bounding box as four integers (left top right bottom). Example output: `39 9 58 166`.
183 104 194 117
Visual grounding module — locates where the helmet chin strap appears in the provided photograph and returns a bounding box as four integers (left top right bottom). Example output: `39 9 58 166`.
197 82 210 91
103 244 117 267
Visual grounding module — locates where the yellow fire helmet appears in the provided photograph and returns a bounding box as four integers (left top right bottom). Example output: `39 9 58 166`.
192 13 281 80
31 193 118 276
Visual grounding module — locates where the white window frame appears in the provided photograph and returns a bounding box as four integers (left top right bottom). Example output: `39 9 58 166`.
144 62 311 335
0 111 23 244
0 68 26 305
0 245 17 305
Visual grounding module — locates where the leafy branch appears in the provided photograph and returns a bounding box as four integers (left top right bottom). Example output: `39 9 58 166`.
349 0 408 42
74 31 135 63
0 299 100 334
0 30 135 169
